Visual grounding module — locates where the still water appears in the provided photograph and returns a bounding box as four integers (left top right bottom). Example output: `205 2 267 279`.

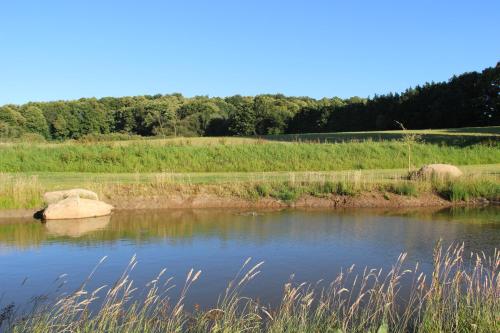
0 207 498 308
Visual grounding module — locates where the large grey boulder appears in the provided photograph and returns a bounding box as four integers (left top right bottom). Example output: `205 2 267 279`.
414 164 463 179
43 196 113 220
43 189 99 205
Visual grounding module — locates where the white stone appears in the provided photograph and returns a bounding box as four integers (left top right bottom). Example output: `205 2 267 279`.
43 196 113 220
417 164 463 179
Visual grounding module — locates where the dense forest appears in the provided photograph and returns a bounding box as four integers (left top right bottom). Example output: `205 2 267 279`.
1 63 498 141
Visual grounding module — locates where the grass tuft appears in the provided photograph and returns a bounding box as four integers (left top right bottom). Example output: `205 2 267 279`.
389 182 419 197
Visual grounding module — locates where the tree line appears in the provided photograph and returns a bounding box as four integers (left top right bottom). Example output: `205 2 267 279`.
1 63 498 140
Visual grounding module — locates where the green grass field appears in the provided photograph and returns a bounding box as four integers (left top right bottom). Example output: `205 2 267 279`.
1 126 498 147
1 138 499 173
2 164 499 187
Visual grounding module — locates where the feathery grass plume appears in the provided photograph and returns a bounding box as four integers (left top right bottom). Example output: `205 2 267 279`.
2 243 498 332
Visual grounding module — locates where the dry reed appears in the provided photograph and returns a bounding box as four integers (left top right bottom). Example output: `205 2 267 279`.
1 242 498 332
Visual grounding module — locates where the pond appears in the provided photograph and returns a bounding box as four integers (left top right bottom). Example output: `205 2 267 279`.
0 206 498 309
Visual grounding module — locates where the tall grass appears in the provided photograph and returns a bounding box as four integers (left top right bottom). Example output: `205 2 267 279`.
433 178 500 202
388 182 420 197
2 243 498 332
0 174 43 209
1 141 499 173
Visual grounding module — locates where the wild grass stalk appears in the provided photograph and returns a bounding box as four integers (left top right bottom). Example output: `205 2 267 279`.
2 243 498 332
0 174 44 209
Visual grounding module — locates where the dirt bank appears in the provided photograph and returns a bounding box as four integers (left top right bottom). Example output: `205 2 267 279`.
107 191 454 210
1 191 487 219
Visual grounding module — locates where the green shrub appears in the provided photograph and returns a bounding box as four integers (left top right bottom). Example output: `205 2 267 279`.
269 182 302 202
309 181 336 197
19 133 47 143
336 181 357 196
78 133 144 143
389 182 419 197
255 183 271 197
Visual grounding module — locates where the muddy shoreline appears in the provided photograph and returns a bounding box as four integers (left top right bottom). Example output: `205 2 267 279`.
1 191 490 219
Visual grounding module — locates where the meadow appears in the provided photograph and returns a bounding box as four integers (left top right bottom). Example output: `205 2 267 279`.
0 127 499 209
264 126 500 144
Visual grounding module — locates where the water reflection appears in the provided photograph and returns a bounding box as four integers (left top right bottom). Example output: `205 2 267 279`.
0 206 498 249
0 206 498 308
45 216 111 237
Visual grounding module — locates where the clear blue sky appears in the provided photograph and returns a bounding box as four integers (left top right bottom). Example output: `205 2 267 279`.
1 0 499 104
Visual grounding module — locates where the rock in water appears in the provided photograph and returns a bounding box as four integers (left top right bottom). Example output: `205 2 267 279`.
416 164 463 179
43 197 113 220
43 189 99 205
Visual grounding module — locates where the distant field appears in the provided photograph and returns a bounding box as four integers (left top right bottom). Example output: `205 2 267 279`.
263 126 500 144
1 126 498 147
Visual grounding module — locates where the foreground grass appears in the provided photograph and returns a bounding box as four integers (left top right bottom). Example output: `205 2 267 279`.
1 243 498 332
0 140 499 173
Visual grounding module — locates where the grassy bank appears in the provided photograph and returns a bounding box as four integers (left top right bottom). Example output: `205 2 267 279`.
2 243 498 332
1 171 498 209
1 128 498 209
1 140 499 173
